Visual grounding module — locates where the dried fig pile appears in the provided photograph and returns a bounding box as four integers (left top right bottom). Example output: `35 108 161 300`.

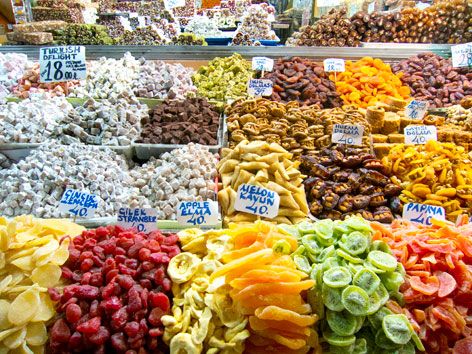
392 53 472 108
301 147 401 223
139 97 220 145
263 57 342 108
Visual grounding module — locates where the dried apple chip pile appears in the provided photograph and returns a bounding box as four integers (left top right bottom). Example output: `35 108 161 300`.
282 217 423 353
0 215 84 353
372 218 472 353
162 228 249 353
211 221 319 354
382 140 472 221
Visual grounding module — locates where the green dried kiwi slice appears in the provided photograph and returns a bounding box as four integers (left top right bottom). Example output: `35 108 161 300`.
368 306 393 329
327 309 358 336
396 263 406 276
337 249 364 264
382 314 412 345
344 216 372 233
322 284 345 312
353 268 381 295
341 285 369 316
317 245 336 263
293 255 311 274
297 220 317 235
397 342 416 354
371 240 392 254
365 289 382 315
375 283 390 307
314 219 334 246
323 266 352 288
354 316 365 333
308 287 325 320
333 220 350 238
322 257 342 272
363 260 386 274
311 263 324 290
329 344 355 354
348 263 364 276
302 234 322 255
404 314 425 352
375 329 400 350
340 231 369 256
323 328 356 347
367 251 398 272
306 251 318 264
353 338 368 354
380 272 404 292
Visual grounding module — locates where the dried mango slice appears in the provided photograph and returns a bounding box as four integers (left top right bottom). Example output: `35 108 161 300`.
232 280 315 302
25 322 47 347
30 264 62 288
0 300 10 330
255 306 316 327
8 289 40 326
31 293 55 323
3 326 26 349
229 270 302 289
249 316 311 337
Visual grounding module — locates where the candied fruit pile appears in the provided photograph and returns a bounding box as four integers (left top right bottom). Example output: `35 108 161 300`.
48 225 180 353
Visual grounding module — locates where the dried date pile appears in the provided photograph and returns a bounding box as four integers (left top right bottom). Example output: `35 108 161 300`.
49 225 180 353
263 57 342 108
301 147 402 222
392 52 472 108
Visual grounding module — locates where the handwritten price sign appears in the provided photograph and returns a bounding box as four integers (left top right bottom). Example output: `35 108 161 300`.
403 203 445 226
323 58 345 73
248 79 273 97
451 43 472 68
252 57 274 72
405 100 428 120
234 184 280 219
58 189 98 218
39 46 86 83
117 208 158 233
404 125 437 145
177 201 219 226
331 124 364 146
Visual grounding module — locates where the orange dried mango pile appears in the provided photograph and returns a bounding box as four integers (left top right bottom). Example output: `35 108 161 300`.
210 221 319 354
331 57 411 108
371 219 472 353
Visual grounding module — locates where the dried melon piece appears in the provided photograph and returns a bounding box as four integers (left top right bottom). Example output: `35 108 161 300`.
8 289 40 326
3 326 26 349
31 264 62 288
31 293 55 322
26 322 47 346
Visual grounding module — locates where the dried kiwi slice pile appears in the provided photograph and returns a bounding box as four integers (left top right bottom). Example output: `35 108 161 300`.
289 217 425 353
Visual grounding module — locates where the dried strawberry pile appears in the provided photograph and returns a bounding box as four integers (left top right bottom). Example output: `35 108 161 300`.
48 226 180 353
372 219 472 353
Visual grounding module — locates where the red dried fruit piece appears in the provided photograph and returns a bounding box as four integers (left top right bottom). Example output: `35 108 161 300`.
162 234 178 245
80 272 92 285
75 285 100 300
90 300 100 318
117 275 135 290
409 275 440 296
149 252 170 264
62 267 74 280
111 332 128 352
88 326 110 346
80 258 94 272
138 248 151 261
68 331 83 349
111 307 128 330
124 321 140 338
102 296 122 312
48 288 61 302
436 271 457 298
106 269 119 284
454 337 472 354
66 303 82 323
127 289 142 313
89 272 103 287
148 292 170 312
148 307 165 327
76 316 101 334
51 319 71 344
162 278 171 292
95 227 109 238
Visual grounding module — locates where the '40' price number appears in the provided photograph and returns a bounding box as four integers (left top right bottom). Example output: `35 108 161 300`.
338 134 354 145
43 61 78 82
186 214 205 225
68 205 88 217
412 135 427 144
245 204 269 216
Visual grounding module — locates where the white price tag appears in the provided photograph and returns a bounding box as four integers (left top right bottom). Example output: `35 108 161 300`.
248 79 273 97
58 189 98 218
323 58 345 72
165 0 185 10
405 100 429 120
451 43 472 68
234 184 280 219
331 124 364 146
317 0 342 6
177 201 219 226
252 57 274 72
368 1 375 13
404 125 437 145
39 46 86 83
117 208 158 233
403 203 445 226
416 2 430 10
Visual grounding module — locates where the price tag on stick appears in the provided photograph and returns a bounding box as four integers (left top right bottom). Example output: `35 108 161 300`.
248 79 273 97
58 189 98 219
234 184 280 219
39 46 86 83
405 100 429 120
331 124 364 146
117 208 158 233
252 57 274 72
404 125 437 145
451 42 472 68
323 58 345 73
403 203 445 226
165 0 185 10
177 201 219 226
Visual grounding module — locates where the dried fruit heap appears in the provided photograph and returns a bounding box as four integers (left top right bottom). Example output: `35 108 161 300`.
285 217 424 353
49 226 180 353
302 146 402 222
382 140 472 221
332 57 411 108
211 221 318 353
372 219 472 353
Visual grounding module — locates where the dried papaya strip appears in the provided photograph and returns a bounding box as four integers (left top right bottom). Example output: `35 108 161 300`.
253 328 307 350
249 316 311 337
255 306 317 327
231 280 315 302
230 270 303 289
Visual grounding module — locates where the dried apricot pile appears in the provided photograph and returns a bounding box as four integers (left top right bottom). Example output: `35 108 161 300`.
382 140 472 221
0 216 83 353
372 219 472 353
331 57 411 108
284 217 424 353
212 221 318 353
